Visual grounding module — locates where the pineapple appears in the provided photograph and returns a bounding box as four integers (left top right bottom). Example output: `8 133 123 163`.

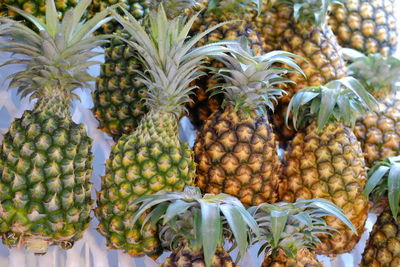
362 156 400 266
94 6 232 257
186 0 264 129
249 199 356 266
0 0 112 254
281 77 376 255
261 0 347 146
131 186 260 267
345 50 400 167
194 40 303 206
92 1 198 140
329 0 398 56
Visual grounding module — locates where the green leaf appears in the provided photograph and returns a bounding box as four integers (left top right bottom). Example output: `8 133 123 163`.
317 87 337 131
365 165 390 197
163 200 194 224
220 204 248 259
270 210 289 248
45 0 59 38
199 200 221 267
388 164 400 219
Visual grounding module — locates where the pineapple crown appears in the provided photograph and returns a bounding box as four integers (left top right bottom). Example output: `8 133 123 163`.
365 156 400 220
287 77 377 132
150 0 200 18
131 186 260 267
211 37 304 116
248 199 356 258
269 0 342 26
344 49 400 98
0 0 115 102
206 0 262 16
112 5 233 117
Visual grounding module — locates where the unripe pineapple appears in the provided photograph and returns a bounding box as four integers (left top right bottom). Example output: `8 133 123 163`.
345 51 400 167
0 0 112 254
194 40 304 206
362 156 400 266
329 0 398 56
250 199 356 266
281 78 376 255
95 7 232 257
186 0 264 129
261 0 347 146
131 186 260 267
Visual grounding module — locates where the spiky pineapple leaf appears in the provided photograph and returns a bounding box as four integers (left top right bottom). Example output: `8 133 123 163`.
388 164 400 219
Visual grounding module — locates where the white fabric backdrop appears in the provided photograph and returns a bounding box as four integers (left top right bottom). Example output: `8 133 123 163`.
0 7 399 266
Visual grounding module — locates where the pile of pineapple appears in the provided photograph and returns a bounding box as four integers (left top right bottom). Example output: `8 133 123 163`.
0 0 400 266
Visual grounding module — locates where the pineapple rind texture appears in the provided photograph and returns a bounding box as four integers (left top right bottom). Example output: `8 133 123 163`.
361 207 400 267
262 248 323 267
162 245 236 267
95 112 195 257
195 106 281 206
282 122 368 255
354 94 400 168
329 0 398 56
0 96 93 251
93 32 148 140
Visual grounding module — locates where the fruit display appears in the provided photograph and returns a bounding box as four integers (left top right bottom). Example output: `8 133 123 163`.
194 40 303 206
249 198 356 266
132 186 260 267
0 0 113 254
345 50 400 167
329 0 398 56
362 156 400 266
281 77 376 255
186 0 263 129
94 6 232 257
263 0 347 146
0 0 399 265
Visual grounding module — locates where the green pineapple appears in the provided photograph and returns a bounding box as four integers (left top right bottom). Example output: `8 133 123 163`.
94 6 232 257
249 199 356 266
132 186 260 267
0 0 112 254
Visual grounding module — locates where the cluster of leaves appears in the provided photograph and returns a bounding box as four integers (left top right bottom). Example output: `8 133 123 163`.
210 37 304 116
344 48 400 95
365 156 400 220
268 0 342 26
132 186 356 267
206 0 263 16
287 77 377 132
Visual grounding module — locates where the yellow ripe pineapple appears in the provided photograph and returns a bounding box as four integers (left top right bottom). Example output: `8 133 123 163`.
186 0 264 129
261 0 347 146
194 40 304 206
362 156 400 266
329 0 398 56
281 77 376 255
250 199 356 266
94 7 232 257
345 50 400 167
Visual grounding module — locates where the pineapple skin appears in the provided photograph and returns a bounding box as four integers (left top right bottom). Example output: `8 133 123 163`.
162 245 235 267
95 112 195 257
281 122 368 255
354 94 400 168
328 0 398 56
262 248 323 267
361 207 400 267
187 2 264 129
194 106 281 206
0 0 78 19
0 96 93 253
92 31 148 140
